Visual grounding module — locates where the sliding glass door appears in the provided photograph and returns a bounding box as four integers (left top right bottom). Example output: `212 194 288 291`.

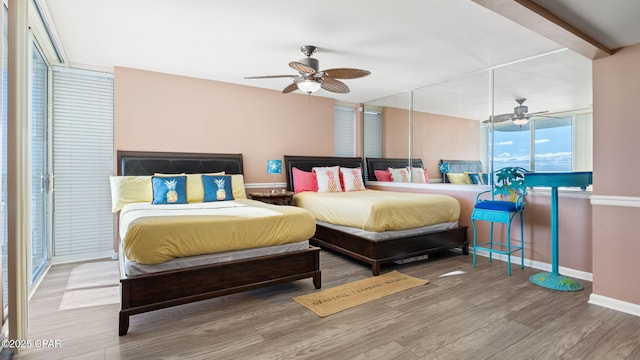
1 35 50 309
31 43 49 281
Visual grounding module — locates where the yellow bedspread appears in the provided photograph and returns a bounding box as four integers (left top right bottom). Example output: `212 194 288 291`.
119 199 316 265
294 190 460 232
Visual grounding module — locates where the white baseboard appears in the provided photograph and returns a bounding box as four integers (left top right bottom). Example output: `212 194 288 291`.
472 248 593 281
588 293 640 318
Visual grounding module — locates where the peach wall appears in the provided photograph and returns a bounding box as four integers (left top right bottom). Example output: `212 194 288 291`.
592 206 640 305
593 44 640 197
592 43 640 306
383 107 410 158
368 183 592 272
113 67 335 183
412 110 481 180
382 107 481 181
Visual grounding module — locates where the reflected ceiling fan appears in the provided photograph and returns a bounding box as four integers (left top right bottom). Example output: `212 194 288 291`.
484 98 550 126
244 45 370 94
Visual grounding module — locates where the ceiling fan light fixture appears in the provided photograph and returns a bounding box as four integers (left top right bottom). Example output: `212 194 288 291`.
296 79 322 94
512 117 529 126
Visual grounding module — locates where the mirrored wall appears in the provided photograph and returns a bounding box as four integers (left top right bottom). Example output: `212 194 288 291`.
364 49 593 183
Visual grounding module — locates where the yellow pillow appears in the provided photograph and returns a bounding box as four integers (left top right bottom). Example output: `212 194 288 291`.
446 173 471 184
155 172 224 202
230 174 247 199
109 176 152 212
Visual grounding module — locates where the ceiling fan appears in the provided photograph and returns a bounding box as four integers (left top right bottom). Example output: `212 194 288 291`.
484 98 550 126
244 45 370 95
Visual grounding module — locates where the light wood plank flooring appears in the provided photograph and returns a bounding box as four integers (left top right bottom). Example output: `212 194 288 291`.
14 250 640 360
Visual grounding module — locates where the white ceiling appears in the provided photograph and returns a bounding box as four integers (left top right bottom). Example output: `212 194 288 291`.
40 0 640 120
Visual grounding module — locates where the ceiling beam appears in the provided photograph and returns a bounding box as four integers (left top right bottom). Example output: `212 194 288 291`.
472 0 612 59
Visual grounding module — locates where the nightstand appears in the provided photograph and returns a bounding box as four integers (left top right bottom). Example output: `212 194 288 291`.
249 191 295 205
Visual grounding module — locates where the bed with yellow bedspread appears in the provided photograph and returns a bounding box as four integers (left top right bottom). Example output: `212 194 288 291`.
284 155 469 276
293 190 460 232
115 151 321 337
120 199 316 265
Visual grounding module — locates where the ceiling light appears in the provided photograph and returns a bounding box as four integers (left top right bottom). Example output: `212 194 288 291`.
296 79 322 94
512 117 529 126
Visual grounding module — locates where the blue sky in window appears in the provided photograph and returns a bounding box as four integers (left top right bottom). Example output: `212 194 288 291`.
493 121 572 171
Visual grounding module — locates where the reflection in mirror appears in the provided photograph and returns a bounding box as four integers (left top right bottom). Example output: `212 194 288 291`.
411 70 491 183
364 91 411 181
363 48 592 184
491 50 593 173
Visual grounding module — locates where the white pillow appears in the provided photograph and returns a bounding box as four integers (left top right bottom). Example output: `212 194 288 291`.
388 167 410 182
313 166 343 192
410 167 427 183
340 167 366 192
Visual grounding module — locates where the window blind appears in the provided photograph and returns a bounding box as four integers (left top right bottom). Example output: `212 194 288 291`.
364 110 382 158
334 106 355 157
51 67 114 261
573 112 593 171
363 110 382 181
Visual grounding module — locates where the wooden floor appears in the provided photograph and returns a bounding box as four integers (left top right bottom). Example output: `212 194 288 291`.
15 250 640 360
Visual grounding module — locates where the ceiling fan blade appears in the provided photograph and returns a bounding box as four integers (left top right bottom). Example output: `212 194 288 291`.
483 113 513 124
244 75 296 79
530 114 565 119
323 68 371 79
282 82 299 94
321 77 350 93
289 61 316 74
527 110 549 116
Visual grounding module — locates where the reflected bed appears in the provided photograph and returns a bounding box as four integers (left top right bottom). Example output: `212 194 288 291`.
285 155 468 275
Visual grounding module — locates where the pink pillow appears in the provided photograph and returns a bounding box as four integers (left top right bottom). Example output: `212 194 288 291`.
374 169 392 182
423 168 430 183
292 167 318 194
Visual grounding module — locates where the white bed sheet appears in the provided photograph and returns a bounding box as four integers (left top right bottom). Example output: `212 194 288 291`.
315 220 459 241
121 240 310 276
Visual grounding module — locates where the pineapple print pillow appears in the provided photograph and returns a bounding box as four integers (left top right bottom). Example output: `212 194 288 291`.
339 167 366 192
313 166 343 192
202 175 234 202
151 176 188 205
388 167 410 182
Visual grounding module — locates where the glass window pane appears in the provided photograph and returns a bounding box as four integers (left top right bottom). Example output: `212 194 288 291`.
2 7 7 308
493 125 531 170
534 118 572 171
31 44 48 282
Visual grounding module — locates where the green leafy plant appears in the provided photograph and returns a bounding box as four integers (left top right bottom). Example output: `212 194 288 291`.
494 167 527 201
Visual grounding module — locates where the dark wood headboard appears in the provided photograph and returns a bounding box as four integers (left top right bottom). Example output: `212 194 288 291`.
284 155 364 192
117 151 243 176
439 159 483 183
365 158 424 181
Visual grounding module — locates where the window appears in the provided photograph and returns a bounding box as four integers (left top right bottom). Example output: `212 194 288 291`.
334 106 355 157
490 111 592 172
364 109 382 158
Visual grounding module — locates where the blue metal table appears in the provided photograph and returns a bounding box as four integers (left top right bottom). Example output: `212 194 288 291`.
524 172 592 291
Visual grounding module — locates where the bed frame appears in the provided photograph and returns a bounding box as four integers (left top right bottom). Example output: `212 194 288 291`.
117 150 321 335
284 155 468 276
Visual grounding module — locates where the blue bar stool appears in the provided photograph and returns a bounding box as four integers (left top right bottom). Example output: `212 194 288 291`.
472 167 528 275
